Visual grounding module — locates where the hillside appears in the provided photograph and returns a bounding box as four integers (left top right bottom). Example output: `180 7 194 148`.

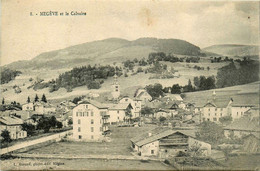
5 38 202 70
203 44 259 58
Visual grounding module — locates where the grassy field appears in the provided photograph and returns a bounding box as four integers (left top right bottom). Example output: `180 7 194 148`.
220 154 260 170
1 57 231 104
1 125 175 170
25 125 157 156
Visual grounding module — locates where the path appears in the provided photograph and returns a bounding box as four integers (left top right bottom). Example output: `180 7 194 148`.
1 130 72 155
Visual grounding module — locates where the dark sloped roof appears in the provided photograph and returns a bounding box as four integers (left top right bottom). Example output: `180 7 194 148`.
130 127 197 147
224 116 260 132
230 93 259 107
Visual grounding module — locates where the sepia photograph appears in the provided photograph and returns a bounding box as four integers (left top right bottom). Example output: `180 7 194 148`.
0 0 259 170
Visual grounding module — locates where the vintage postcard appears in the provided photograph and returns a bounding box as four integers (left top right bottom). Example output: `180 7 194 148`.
0 0 259 170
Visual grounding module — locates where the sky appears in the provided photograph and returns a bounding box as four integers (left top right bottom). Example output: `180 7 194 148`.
1 0 259 65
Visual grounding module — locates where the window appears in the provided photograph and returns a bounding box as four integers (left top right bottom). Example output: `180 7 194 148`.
165 149 168 152
117 117 119 120
86 112 89 116
78 127 81 132
117 110 119 114
208 113 210 116
215 108 217 111
78 119 81 124
221 113 222 116
213 118 217 121
207 118 210 121
91 135 94 139
91 127 94 132
85 105 88 109
91 119 94 124
215 113 217 116
91 112 94 116
221 108 223 111
79 135 82 139
125 99 128 102
151 150 154 154
76 112 78 117
208 108 210 111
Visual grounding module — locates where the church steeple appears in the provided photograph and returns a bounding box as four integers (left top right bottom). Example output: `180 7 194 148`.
111 68 120 100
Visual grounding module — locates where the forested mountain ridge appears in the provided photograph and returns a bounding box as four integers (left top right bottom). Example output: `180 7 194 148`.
5 38 203 70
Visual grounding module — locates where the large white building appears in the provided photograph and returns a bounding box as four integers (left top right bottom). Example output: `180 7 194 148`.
202 98 233 122
73 100 110 141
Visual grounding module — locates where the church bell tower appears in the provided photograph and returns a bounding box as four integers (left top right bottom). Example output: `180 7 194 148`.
112 71 120 100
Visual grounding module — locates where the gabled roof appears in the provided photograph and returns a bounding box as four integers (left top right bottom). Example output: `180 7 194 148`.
130 127 197 147
107 103 133 110
78 100 108 109
224 116 260 132
0 116 24 125
204 98 232 108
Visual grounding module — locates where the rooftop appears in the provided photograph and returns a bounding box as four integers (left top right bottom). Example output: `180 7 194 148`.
130 127 197 147
224 115 260 132
0 116 24 125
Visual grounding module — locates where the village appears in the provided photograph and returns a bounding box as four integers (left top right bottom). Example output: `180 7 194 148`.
0 72 259 170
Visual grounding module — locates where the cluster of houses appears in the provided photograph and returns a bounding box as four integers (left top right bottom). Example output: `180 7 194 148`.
71 74 259 158
1 73 259 159
0 100 74 141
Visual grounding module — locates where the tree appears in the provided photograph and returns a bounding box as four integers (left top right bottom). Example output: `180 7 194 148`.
171 84 181 94
145 83 164 99
68 118 73 125
124 107 133 124
27 96 31 103
219 116 232 126
41 94 47 103
194 77 200 88
37 117 51 133
21 123 35 136
141 107 153 116
2 98 4 105
1 130 12 143
34 94 39 102
196 121 224 145
56 121 63 128
50 116 57 128
159 116 166 123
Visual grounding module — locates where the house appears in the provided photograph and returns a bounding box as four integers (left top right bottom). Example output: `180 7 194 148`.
154 109 171 119
242 133 260 153
107 103 133 124
163 94 183 102
224 115 260 139
119 96 142 118
72 100 110 141
0 116 27 139
201 97 233 122
134 88 152 103
22 102 56 114
22 102 34 111
130 127 211 158
230 94 259 120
